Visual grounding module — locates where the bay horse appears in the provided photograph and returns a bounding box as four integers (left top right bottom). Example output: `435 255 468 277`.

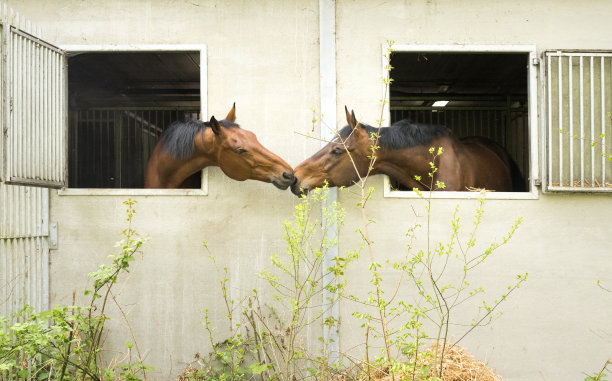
291 107 524 196
145 104 295 189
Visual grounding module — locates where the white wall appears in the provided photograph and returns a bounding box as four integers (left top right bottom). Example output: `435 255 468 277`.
333 1 612 380
8 0 612 380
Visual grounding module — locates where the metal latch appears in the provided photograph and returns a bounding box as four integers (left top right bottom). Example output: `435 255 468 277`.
49 222 58 249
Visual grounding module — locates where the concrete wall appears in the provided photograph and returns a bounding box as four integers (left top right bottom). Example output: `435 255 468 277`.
7 0 612 380
333 2 612 380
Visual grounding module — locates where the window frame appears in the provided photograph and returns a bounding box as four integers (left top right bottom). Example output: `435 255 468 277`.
381 44 539 200
57 44 208 197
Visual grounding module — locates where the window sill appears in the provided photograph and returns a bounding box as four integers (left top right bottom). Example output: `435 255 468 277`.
382 177 539 200
57 188 208 196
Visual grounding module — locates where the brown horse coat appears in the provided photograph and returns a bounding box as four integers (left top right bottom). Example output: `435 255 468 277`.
145 105 295 189
291 107 522 195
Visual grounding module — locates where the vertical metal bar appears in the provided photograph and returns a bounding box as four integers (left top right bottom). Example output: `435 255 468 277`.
33 36 38 181
107 109 112 187
55 50 60 182
36 37 41 181
56 50 61 183
19 32 24 179
61 51 67 184
142 110 148 182
74 111 80 186
115 111 122 187
569 56 574 185
48 49 53 181
49 49 55 182
42 47 48 182
127 110 132 187
28 35 33 180
49 49 54 182
547 54 553 188
580 56 585 187
558 55 564 186
590 56 595 186
11 32 18 179
88 110 93 186
96 110 101 187
601 56 606 187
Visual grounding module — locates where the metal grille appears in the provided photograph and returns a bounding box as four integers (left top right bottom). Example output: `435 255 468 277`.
6 26 66 188
68 108 201 188
0 183 49 317
0 235 49 318
0 4 53 324
545 52 612 191
0 183 47 239
391 105 529 190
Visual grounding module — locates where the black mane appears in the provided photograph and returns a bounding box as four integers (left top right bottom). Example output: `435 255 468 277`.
337 119 451 150
159 119 238 159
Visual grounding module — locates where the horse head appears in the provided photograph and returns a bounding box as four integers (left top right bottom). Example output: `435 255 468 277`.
208 104 295 190
291 107 372 196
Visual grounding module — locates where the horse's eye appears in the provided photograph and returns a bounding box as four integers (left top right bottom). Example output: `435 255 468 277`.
331 147 346 156
235 148 247 155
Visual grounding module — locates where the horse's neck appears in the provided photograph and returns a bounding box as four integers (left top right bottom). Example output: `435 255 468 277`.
165 129 218 187
373 146 430 189
146 130 217 188
149 154 213 188
374 138 459 190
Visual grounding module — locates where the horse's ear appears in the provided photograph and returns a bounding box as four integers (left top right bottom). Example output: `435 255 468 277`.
210 115 222 135
345 106 361 131
225 103 237 122
345 106 353 127
350 110 362 131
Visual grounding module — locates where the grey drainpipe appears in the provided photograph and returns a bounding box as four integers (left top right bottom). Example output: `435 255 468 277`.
319 0 339 365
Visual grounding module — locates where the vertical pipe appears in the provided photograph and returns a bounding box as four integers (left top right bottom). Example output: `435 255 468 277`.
319 0 339 366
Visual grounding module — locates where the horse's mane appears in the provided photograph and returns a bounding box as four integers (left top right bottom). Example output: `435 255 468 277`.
159 119 238 159
337 119 451 150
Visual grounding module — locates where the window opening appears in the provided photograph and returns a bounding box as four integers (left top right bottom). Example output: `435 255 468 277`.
389 52 529 192
68 52 201 188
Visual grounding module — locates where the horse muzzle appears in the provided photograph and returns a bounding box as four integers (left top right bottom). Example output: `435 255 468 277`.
272 171 296 190
290 179 309 197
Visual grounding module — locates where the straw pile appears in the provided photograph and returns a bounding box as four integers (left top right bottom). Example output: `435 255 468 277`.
178 343 503 381
364 342 503 381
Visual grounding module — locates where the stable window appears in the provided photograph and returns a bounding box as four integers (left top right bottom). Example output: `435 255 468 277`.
65 49 204 190
544 51 612 192
383 46 538 199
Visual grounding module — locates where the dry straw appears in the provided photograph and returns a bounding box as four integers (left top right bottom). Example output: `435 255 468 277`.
179 343 503 381
362 342 503 381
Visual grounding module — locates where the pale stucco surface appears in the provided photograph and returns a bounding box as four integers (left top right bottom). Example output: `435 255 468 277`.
7 1 612 380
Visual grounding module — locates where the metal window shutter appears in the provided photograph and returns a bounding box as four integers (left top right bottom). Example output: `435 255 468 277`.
3 26 67 188
545 51 612 192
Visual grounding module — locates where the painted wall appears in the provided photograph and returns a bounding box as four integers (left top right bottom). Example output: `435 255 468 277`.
7 0 612 380
333 1 612 380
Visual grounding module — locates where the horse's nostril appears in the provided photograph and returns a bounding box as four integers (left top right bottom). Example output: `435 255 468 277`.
283 171 295 180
